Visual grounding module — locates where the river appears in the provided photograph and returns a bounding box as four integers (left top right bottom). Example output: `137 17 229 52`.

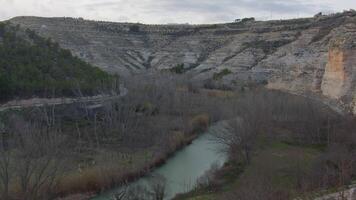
91 122 228 200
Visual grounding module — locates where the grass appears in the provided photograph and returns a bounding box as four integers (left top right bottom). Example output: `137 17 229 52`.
260 141 319 193
56 150 154 196
241 140 320 190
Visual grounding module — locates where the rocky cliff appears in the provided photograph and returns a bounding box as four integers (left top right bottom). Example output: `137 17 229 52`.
8 11 356 113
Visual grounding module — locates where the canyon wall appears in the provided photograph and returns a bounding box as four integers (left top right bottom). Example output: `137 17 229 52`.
8 11 356 113
321 35 356 113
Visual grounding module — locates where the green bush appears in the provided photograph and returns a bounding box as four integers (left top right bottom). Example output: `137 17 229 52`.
213 69 232 80
170 64 185 74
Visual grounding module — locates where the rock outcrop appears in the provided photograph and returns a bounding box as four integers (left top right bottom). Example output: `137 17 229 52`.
321 34 356 110
8 11 356 114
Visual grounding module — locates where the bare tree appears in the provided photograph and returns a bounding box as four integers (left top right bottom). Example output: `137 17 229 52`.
149 174 167 200
0 122 11 200
213 91 272 164
5 110 67 200
215 118 258 164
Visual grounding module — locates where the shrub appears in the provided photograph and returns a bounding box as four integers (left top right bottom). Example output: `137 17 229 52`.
170 64 185 74
261 80 268 85
241 17 255 23
213 69 232 80
189 114 210 134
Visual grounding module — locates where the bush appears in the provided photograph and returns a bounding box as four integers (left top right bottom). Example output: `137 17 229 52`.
213 69 232 80
189 114 210 134
241 17 255 23
170 64 185 74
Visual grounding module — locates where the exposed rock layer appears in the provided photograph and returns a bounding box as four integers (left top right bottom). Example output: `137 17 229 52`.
8 11 356 113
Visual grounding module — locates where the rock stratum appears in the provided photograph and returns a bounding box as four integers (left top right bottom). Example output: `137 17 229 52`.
8 11 356 114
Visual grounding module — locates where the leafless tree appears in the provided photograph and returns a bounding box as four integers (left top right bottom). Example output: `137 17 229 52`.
112 184 128 200
0 122 11 200
3 109 68 200
196 162 220 191
125 185 151 200
213 91 272 164
149 174 167 200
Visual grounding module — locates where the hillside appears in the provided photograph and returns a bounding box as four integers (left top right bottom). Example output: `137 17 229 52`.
0 22 114 102
8 11 356 114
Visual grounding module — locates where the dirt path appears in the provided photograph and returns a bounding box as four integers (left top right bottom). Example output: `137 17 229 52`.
0 85 128 112
0 91 128 113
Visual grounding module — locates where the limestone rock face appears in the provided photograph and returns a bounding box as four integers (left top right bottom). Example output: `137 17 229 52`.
320 24 356 112
322 47 351 99
8 11 356 114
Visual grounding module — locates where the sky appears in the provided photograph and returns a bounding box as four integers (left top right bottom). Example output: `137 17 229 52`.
0 0 355 24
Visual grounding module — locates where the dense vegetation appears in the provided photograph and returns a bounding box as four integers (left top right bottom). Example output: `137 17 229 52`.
0 22 114 101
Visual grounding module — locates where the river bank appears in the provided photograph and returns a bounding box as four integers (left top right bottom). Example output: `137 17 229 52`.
56 135 199 200
92 122 228 200
55 116 212 200
0 76 236 200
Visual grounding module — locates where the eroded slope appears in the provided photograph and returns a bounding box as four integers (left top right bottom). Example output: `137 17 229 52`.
9 11 356 113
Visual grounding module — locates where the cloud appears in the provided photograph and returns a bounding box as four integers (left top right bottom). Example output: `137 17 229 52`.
146 0 311 13
83 1 122 9
132 0 325 22
0 0 354 24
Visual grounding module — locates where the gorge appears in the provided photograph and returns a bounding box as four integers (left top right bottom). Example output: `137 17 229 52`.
8 10 356 114
2 10 356 199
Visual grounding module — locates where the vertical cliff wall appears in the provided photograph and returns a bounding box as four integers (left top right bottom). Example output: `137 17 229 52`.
321 26 356 112
322 45 351 99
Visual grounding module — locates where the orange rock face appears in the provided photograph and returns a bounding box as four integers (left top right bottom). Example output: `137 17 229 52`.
321 47 354 99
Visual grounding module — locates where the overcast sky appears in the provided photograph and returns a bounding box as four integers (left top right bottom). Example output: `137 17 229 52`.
0 0 355 24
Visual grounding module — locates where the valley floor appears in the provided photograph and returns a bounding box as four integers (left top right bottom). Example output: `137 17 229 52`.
1 80 354 200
